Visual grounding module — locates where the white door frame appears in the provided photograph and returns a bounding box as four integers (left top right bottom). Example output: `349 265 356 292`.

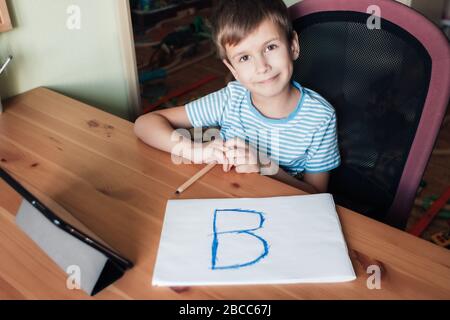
116 0 141 121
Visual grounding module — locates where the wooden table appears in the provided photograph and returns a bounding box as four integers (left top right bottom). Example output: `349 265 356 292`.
0 88 449 300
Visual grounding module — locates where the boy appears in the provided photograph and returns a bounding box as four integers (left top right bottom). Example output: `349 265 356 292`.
134 0 340 194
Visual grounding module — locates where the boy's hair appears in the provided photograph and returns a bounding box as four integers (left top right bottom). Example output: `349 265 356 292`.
210 0 294 60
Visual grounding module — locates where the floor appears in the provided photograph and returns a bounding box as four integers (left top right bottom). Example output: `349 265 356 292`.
406 110 450 243
143 55 230 109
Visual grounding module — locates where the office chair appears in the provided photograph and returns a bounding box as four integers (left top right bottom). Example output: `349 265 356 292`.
289 0 450 229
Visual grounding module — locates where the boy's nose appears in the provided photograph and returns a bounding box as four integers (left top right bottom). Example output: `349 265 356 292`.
254 57 270 74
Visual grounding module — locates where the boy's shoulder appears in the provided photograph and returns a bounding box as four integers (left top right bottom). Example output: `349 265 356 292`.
209 80 248 108
224 80 248 95
301 86 335 117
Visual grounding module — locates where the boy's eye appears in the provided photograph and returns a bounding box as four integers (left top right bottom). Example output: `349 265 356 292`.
239 55 250 63
266 44 278 51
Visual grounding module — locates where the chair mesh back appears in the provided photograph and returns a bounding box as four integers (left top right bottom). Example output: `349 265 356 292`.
292 12 432 221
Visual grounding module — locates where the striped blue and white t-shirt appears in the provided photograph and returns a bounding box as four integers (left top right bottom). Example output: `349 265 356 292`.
185 80 340 175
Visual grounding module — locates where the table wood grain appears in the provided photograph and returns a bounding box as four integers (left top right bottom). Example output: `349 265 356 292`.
0 88 449 299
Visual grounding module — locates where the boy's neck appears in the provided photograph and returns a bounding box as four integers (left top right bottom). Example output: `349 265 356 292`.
250 82 301 119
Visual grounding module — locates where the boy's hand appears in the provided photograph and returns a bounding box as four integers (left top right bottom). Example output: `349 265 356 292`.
224 137 261 173
196 138 232 172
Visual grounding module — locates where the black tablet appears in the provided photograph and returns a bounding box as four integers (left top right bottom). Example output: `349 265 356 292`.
0 166 133 272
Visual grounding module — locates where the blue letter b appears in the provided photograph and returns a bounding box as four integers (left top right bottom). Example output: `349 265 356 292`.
211 209 269 270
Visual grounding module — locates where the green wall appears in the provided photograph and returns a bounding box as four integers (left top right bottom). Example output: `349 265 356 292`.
0 0 131 119
284 0 300 7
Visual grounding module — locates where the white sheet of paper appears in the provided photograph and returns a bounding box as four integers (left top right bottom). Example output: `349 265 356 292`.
152 193 356 286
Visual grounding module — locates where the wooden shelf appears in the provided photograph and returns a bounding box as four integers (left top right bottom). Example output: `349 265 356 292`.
131 0 211 32
0 0 12 32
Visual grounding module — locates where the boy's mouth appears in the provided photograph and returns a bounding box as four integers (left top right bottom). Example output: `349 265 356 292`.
257 74 279 84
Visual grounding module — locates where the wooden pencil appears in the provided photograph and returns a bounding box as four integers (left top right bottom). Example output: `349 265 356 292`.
175 162 217 194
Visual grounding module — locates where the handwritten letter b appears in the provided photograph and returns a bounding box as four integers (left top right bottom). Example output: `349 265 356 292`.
211 209 269 270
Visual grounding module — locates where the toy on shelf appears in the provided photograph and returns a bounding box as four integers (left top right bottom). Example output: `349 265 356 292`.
409 186 450 237
138 41 215 83
136 15 212 71
431 227 450 248
415 195 450 219
132 0 181 12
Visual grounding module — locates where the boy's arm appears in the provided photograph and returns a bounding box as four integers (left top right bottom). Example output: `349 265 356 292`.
270 168 328 194
223 137 329 193
134 106 192 154
134 106 230 169
302 171 329 193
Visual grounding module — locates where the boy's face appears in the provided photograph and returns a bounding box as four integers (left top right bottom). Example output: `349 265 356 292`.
222 18 299 100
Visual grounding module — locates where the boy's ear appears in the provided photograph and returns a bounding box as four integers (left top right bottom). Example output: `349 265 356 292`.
291 31 300 60
222 58 239 81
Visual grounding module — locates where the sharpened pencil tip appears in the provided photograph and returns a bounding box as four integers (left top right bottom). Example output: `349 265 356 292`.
175 190 180 195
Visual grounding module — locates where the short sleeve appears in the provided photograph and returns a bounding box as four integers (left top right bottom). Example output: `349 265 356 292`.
304 112 341 173
185 84 231 128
